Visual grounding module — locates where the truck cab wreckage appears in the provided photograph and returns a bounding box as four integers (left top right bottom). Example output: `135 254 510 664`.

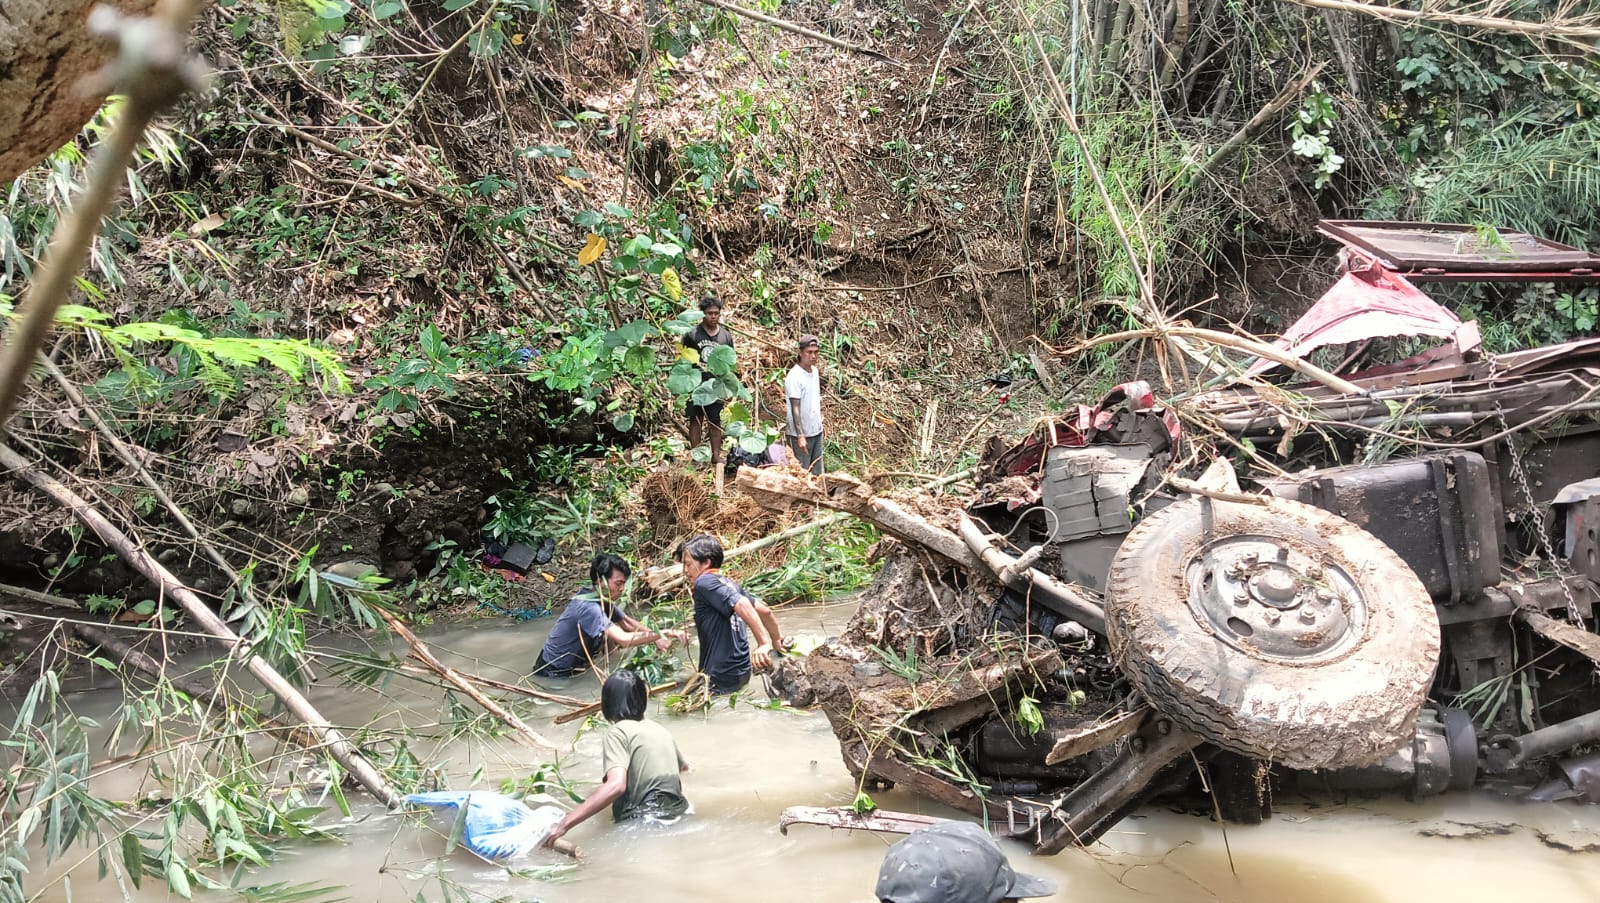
749 221 1600 853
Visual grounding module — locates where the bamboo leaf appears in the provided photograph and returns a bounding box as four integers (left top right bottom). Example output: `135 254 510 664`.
167 861 193 899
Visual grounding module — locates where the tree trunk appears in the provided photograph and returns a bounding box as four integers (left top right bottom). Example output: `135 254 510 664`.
0 0 157 183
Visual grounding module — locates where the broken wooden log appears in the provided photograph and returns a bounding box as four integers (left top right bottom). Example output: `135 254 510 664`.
735 468 1107 632
1517 604 1600 667
380 610 561 754
0 442 401 807
1045 707 1147 765
645 469 974 592
71 622 232 710
778 806 949 836
645 513 852 592
695 0 905 67
0 581 90 610
736 468 986 570
956 516 1106 634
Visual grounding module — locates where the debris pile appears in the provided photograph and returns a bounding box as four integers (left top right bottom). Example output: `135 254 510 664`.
760 221 1600 852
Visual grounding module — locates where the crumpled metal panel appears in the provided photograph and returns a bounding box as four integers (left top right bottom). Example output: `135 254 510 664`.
1040 445 1150 541
1244 264 1479 379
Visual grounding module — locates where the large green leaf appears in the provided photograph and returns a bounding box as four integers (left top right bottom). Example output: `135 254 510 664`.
623 344 655 375
690 380 726 406
704 343 737 376
420 325 446 360
666 361 703 395
120 831 144 888
602 319 653 349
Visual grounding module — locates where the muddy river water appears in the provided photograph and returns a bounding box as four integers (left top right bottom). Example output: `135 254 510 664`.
29 599 1600 902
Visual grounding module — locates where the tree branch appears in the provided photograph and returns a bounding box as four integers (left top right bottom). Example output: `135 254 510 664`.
0 441 403 807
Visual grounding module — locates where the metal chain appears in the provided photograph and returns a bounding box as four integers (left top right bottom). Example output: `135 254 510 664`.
1494 401 1583 624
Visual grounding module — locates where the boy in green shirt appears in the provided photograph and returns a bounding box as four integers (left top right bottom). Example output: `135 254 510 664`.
541 671 689 847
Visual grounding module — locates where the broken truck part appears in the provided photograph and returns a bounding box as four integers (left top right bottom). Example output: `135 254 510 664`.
763 220 1600 850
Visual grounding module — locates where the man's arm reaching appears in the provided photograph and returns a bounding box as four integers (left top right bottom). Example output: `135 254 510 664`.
542 766 627 847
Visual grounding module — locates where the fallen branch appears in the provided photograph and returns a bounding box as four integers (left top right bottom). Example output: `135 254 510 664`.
955 517 1106 634
1284 0 1600 41
696 0 905 67
1165 475 1268 505
0 581 87 610
553 680 681 726
1186 63 1327 192
913 0 979 130
289 158 424 207
1064 325 1368 397
71 622 232 710
394 663 586 708
0 442 401 807
743 470 987 571
646 513 851 592
735 469 1107 632
379 610 561 754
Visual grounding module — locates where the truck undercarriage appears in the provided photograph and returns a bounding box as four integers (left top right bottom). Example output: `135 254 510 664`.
759 221 1600 851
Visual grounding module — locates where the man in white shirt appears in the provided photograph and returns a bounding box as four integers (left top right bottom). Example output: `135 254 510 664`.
785 334 825 474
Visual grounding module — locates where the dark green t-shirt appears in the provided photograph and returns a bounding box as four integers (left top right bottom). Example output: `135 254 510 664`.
601 719 689 822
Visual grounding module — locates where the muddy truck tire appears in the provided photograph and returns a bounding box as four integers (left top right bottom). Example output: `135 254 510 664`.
1104 496 1440 770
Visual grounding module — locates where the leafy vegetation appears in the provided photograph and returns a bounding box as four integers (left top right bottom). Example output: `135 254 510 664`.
3 0 1598 899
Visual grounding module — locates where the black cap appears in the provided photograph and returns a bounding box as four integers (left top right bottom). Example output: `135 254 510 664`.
797 334 820 350
876 822 1057 903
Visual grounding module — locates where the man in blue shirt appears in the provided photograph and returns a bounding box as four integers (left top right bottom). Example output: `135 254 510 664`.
678 534 785 694
533 553 682 678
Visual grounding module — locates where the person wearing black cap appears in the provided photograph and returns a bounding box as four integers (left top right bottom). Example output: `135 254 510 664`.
681 292 734 474
876 821 1058 903
785 334 825 474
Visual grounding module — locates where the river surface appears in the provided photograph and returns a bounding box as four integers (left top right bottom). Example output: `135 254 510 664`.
26 599 1600 903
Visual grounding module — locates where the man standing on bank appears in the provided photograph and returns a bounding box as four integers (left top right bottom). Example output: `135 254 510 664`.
532 553 681 678
681 292 735 474
786 334 825 475
679 533 785 695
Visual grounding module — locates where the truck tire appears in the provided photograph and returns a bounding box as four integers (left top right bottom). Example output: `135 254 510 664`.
1105 495 1439 770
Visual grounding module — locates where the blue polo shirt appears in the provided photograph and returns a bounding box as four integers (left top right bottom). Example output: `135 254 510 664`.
534 591 626 677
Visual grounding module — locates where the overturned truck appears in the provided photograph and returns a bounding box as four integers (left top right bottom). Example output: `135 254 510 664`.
753 221 1600 852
